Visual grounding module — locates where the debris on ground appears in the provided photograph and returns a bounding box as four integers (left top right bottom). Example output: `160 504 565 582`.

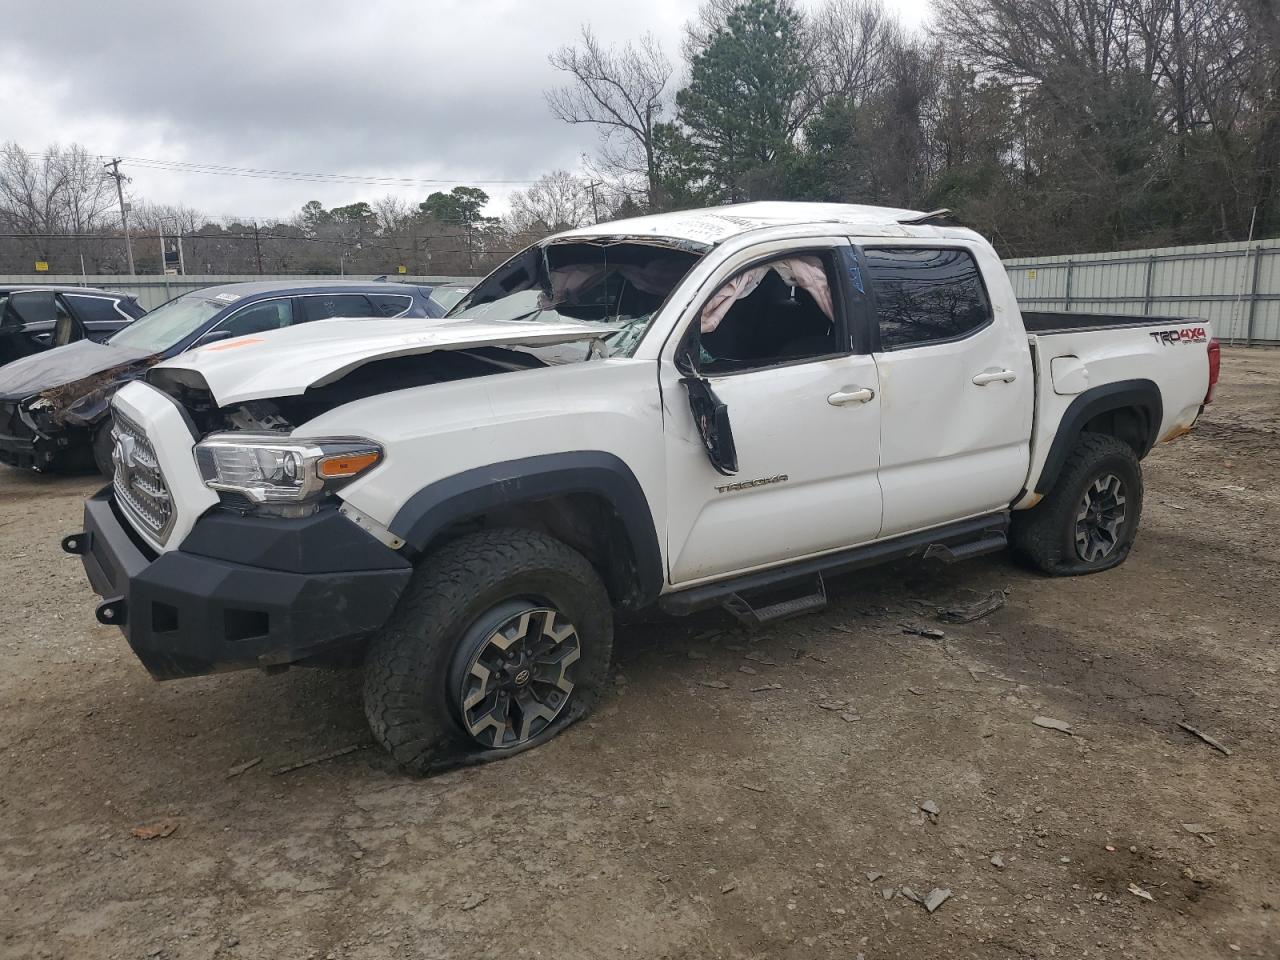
900 886 923 904
1182 823 1216 843
937 590 1006 624
990 854 1004 869
738 665 758 675
865 871 883 883
744 652 778 665
460 892 488 911
271 743 368 776
1032 716 1074 735
841 713 861 723
720 882 736 894
739 783 767 794
1177 721 1233 756
818 700 846 711
924 888 952 913
907 687 924 696
225 757 262 779
750 683 783 692
1127 883 1155 902
881 887 896 900
920 799 940 819
901 624 946 639
131 820 178 840
699 680 729 689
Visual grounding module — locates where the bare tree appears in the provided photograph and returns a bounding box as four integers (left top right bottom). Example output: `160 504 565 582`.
506 170 596 233
810 0 902 104
546 26 673 208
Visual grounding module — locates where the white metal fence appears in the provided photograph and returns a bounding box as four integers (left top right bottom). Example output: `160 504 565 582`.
1004 238 1280 345
0 274 478 311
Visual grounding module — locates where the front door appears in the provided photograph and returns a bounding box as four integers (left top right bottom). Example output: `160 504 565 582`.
861 242 1033 537
660 240 884 585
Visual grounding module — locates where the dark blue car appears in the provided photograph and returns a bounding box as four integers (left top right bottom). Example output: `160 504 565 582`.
0 280 454 473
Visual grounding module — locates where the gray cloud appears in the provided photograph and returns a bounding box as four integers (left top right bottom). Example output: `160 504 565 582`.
2 0 930 218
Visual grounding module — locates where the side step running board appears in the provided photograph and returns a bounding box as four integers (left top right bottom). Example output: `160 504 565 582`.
922 534 1009 564
723 574 827 626
659 512 1010 618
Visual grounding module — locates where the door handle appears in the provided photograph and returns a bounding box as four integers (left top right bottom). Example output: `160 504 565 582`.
972 368 1017 386
827 386 875 406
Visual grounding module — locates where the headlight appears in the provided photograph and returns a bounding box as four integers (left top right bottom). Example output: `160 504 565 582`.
195 433 382 513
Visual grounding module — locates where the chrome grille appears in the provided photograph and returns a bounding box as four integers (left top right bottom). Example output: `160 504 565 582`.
111 410 175 542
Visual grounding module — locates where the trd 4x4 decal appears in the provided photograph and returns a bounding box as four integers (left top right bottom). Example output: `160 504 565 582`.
1149 327 1207 344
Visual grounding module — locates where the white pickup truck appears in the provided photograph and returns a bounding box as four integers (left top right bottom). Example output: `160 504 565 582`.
65 202 1219 772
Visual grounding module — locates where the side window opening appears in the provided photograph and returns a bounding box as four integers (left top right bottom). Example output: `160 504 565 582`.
300 294 375 322
694 252 842 375
219 299 295 337
366 293 412 317
66 294 125 325
863 247 992 350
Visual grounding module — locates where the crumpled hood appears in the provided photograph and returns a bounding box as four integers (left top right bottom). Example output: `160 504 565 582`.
153 316 612 404
0 339 153 401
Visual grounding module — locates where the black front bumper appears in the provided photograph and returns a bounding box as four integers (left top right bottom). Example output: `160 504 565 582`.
67 488 413 679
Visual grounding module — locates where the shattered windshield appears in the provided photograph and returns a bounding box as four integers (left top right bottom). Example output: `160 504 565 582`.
448 241 703 358
108 294 224 354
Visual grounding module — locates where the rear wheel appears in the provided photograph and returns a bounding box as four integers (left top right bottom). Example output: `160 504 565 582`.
363 528 613 774
1012 432 1143 576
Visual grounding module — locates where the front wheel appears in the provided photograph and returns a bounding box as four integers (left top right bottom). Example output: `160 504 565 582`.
363 528 613 775
1012 432 1144 576
92 419 115 477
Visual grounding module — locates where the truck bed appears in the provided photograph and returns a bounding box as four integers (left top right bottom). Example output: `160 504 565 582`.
1021 310 1188 334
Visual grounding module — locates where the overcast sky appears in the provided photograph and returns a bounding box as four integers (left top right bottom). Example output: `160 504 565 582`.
1 0 933 221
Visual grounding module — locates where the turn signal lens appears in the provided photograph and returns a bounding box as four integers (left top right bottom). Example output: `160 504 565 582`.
318 450 381 478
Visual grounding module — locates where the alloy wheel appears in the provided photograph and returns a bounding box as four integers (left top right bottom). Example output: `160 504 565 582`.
451 604 581 749
1075 473 1127 562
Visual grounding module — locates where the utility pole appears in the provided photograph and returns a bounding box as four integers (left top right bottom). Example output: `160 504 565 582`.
253 223 264 274
104 158 135 276
588 180 602 224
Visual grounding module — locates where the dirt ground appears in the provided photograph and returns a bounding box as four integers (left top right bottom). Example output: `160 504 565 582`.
1 349 1276 960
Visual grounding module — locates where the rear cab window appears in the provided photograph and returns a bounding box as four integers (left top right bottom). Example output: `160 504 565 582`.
862 247 992 350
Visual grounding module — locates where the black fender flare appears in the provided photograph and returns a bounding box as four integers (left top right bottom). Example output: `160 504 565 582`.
1034 378 1162 495
388 451 664 608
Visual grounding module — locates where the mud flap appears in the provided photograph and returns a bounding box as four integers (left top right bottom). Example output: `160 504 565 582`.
682 376 738 476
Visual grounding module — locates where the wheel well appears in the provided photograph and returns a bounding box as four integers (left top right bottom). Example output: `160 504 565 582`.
1081 406 1149 456
432 493 646 609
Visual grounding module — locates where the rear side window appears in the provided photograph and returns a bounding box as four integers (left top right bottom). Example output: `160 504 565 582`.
300 294 373 322
863 247 992 350
220 299 295 337
366 293 411 317
65 294 124 324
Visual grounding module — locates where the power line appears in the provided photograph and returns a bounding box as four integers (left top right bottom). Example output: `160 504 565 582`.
25 151 544 187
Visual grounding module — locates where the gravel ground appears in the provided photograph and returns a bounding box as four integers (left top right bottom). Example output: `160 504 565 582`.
1 349 1276 960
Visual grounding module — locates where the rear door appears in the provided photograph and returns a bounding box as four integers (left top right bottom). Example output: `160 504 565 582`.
0 291 78 358
660 238 883 584
861 241 1033 537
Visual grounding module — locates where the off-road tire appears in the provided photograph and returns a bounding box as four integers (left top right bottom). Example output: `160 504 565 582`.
1012 432 1143 576
91 419 114 477
363 528 613 775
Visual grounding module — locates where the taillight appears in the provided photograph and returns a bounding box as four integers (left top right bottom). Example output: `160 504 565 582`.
1204 338 1221 404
